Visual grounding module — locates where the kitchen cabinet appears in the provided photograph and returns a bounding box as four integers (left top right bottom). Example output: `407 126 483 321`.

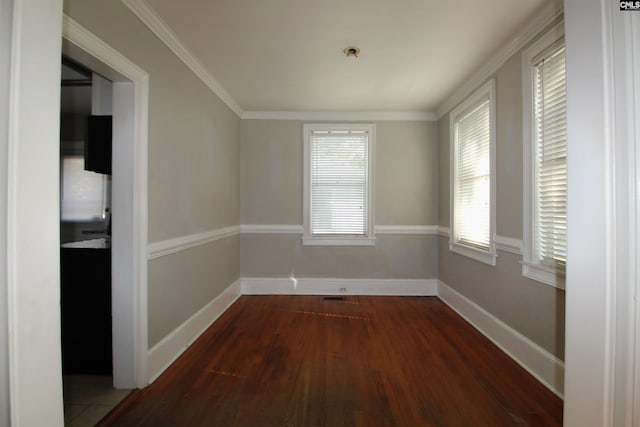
60 238 112 375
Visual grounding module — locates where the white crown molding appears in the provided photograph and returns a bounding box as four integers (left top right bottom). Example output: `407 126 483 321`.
147 225 241 260
437 281 564 397
494 235 524 255
242 277 438 296
375 225 439 235
436 0 563 119
241 111 438 122
241 224 304 234
121 0 243 117
147 279 241 383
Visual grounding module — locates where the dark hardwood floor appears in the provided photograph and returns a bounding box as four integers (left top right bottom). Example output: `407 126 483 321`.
99 296 562 426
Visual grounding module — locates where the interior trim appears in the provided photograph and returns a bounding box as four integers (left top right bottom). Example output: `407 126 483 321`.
63 14 150 389
494 235 524 255
375 225 439 235
437 226 450 237
241 111 437 121
438 280 564 398
147 225 241 260
240 224 304 234
149 224 442 260
147 279 242 383
436 0 563 118
241 277 438 296
145 276 564 400
122 0 243 117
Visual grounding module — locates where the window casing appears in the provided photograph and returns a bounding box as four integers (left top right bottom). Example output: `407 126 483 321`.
522 23 567 288
303 123 375 246
449 79 496 265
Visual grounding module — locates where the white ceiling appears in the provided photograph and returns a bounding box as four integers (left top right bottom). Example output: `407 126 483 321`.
144 0 556 114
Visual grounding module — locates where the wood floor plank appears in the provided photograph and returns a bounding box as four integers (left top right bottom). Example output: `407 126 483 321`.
98 296 562 426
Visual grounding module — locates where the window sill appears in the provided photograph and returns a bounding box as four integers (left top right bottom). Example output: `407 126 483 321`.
302 236 375 246
521 261 565 290
449 241 496 266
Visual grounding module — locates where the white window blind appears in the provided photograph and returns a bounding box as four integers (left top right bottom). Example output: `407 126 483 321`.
454 98 491 250
533 42 567 265
310 130 368 235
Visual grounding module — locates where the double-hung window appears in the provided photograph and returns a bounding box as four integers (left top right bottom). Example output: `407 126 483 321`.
449 79 496 265
522 23 567 288
303 123 375 246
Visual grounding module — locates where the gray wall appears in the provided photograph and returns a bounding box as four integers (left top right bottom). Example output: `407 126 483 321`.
0 0 13 423
437 23 565 359
241 119 439 279
64 0 241 349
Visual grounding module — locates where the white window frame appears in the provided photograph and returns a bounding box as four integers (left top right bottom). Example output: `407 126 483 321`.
303 123 375 246
449 79 497 265
522 22 566 289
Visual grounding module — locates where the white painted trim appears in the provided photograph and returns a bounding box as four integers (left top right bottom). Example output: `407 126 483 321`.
449 79 497 267
494 235 523 255
147 225 241 260
121 0 243 117
522 262 565 290
437 226 450 237
563 2 618 423
241 224 441 235
7 1 65 423
241 224 303 234
632 10 640 426
303 123 376 246
241 111 437 122
147 224 442 259
437 281 564 397
301 237 376 246
375 225 438 235
436 1 563 118
520 21 566 291
147 280 242 383
63 14 150 389
242 277 438 296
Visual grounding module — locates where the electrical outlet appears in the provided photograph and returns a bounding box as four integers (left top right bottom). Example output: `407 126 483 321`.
339 287 347 293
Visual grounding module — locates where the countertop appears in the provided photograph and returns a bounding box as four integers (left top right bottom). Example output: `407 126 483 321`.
61 237 111 249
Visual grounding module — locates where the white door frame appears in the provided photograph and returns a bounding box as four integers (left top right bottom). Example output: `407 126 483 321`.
5 0 65 424
61 15 149 389
564 0 640 425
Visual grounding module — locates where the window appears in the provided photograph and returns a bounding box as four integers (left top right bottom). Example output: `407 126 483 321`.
60 156 108 222
449 79 496 265
303 123 375 245
522 23 566 288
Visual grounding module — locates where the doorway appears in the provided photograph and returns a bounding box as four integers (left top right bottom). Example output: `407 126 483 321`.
59 57 122 424
61 15 149 392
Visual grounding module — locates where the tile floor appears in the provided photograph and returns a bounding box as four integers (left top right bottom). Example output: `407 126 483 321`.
63 375 131 427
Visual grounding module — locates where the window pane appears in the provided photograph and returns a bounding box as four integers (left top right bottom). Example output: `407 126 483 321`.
310 131 368 235
61 156 106 221
455 99 491 250
534 44 567 264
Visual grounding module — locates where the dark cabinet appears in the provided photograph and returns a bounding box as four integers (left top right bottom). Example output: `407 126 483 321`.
60 242 112 375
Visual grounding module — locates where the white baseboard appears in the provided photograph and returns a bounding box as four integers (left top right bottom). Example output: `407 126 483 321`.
437 281 564 398
242 277 438 296
147 279 242 383
145 277 563 399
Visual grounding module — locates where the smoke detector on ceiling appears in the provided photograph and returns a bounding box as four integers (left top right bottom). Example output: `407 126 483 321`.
343 47 360 58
